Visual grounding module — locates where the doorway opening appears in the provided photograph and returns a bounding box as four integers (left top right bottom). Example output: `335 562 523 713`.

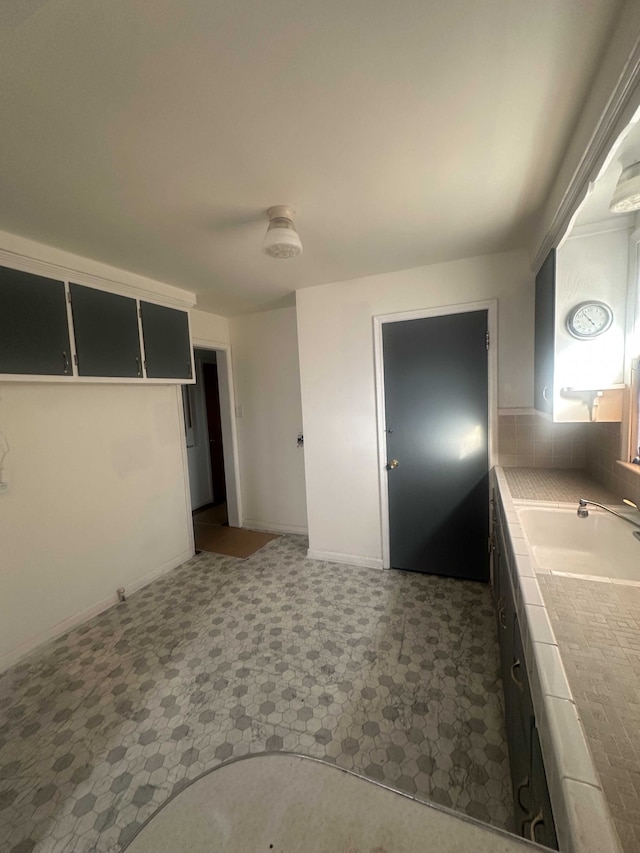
183 346 240 549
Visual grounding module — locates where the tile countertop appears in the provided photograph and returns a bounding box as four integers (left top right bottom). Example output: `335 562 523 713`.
502 467 621 505
504 468 640 853
537 576 640 853
494 467 624 853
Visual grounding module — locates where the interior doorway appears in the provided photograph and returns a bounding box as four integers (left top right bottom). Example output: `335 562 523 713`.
202 359 227 508
183 346 243 547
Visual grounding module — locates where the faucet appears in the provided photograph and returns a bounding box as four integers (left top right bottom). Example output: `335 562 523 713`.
577 497 640 531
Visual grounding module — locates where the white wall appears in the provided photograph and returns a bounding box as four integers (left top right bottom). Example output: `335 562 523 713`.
554 223 631 421
191 309 230 345
0 383 192 670
230 307 307 534
296 248 532 566
0 231 200 671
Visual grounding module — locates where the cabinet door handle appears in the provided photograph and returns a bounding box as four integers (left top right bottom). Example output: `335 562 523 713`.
542 385 549 401
516 775 531 816
135 356 142 377
62 351 70 374
511 659 524 691
529 809 544 842
498 600 506 630
488 531 495 553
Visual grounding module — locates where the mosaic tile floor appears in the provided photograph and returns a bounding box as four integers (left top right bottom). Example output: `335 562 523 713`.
0 535 513 853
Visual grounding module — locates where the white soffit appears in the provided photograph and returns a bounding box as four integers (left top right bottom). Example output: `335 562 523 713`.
0 0 624 315
574 115 640 228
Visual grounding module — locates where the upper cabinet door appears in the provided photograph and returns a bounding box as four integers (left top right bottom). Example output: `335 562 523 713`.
140 302 192 379
70 284 142 377
534 249 555 414
0 265 71 375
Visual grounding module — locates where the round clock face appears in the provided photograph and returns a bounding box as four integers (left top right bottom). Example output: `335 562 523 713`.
566 301 613 339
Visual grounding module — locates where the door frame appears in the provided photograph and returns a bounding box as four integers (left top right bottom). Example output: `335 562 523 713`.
373 299 498 570
187 338 243 529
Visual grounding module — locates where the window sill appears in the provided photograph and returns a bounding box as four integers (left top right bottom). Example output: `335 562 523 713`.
616 460 640 476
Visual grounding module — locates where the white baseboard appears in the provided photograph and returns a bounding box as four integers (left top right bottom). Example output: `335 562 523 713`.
0 547 194 674
306 549 384 570
121 547 195 598
243 519 308 536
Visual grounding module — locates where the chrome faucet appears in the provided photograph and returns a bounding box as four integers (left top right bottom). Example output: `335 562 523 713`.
577 497 640 531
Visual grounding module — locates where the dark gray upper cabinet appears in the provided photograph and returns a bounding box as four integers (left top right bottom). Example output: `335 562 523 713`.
534 249 555 414
140 301 192 379
0 265 71 375
70 284 142 378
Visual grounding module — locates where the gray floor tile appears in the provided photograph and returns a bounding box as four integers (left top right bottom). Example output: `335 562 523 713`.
0 535 513 851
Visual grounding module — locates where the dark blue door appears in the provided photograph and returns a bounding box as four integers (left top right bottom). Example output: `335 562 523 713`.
383 310 489 580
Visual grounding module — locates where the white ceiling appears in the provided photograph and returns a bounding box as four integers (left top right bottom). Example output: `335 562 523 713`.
0 0 623 315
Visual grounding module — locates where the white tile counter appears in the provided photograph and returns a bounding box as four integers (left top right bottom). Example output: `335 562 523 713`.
494 467 622 853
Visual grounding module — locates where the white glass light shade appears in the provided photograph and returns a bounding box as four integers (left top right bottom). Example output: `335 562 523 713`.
262 206 303 259
610 162 640 213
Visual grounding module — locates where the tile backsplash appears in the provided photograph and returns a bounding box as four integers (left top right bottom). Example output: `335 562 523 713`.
497 411 640 506
498 412 587 469
585 422 640 507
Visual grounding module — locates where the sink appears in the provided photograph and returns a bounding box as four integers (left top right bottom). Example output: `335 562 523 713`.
516 503 640 582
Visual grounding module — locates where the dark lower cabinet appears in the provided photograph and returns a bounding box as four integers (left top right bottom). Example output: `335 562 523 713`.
70 284 142 377
140 301 192 380
508 615 535 837
527 725 559 849
0 265 71 375
492 491 558 849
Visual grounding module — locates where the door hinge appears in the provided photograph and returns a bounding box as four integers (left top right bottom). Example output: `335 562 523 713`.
67 291 72 305
139 307 142 319
73 353 78 366
485 331 490 350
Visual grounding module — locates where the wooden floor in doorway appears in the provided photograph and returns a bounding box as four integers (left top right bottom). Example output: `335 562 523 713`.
193 502 279 558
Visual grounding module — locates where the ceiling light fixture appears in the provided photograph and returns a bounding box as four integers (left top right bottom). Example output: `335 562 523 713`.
262 206 303 259
609 162 640 212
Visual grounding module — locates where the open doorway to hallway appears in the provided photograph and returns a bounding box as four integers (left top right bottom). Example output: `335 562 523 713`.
183 345 276 558
184 348 229 544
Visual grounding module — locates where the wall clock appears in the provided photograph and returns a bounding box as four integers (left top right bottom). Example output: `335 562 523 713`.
566 300 613 339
